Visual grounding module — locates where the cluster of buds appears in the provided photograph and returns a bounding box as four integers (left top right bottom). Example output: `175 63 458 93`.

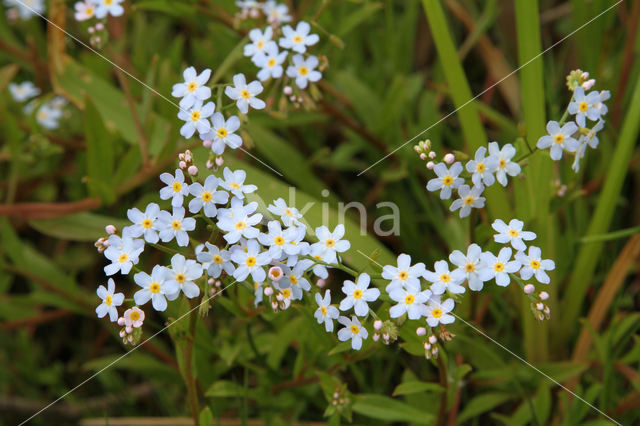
283 86 305 109
178 150 198 176
413 139 455 170
554 179 568 197
566 69 596 91
372 319 398 345
235 3 262 22
523 284 551 321
88 23 107 49
203 148 224 171
117 307 145 345
422 333 439 360
94 225 117 253
331 386 350 411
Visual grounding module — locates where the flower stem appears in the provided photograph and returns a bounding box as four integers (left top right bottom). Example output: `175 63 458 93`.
185 298 201 425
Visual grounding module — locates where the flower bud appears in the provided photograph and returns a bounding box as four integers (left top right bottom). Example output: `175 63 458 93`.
539 291 549 300
202 139 213 148
206 159 214 169
264 286 274 296
443 153 455 164
316 279 326 288
419 153 427 160
187 165 198 176
125 326 133 334
372 333 380 342
426 161 435 169
117 317 125 326
119 330 126 338
373 320 383 330
582 79 596 90
428 151 436 159
208 278 214 285
95 22 104 31
416 327 427 336
524 284 535 294
179 160 187 169
428 334 437 344
424 342 431 350
283 86 293 95
536 302 544 311
215 156 224 166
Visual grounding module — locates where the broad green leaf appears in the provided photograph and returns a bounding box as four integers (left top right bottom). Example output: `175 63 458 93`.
458 392 512 423
352 394 433 424
393 381 444 396
205 380 246 398
29 212 128 242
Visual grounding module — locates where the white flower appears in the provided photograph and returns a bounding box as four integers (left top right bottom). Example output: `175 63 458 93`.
488 142 520 186
8 81 40 102
449 243 486 291
202 113 243 155
492 218 536 251
568 87 602 127
280 226 309 264
197 242 235 278
257 220 287 258
283 260 312 299
157 206 196 247
164 254 203 300
337 316 368 350
244 26 277 59
286 54 322 89
95 278 124 322
74 0 96 21
593 90 610 116
426 162 464 199
423 260 465 295
515 246 555 284
4 0 45 19
254 44 287 81
572 119 606 173
225 73 266 114
231 239 270 282
253 281 263 306
276 284 294 309
103 234 145 276
314 290 339 332
425 296 455 327
382 253 425 293
308 245 330 279
267 198 302 226
262 0 291 24
35 104 63 129
536 121 579 160
216 198 262 244
279 21 319 53
466 146 498 187
479 247 520 287
339 273 380 316
159 169 190 208
450 185 485 218
171 67 212 110
133 265 179 312
188 175 229 217
220 167 257 199
313 224 350 260
95 0 124 19
389 286 431 320
178 100 215 139
123 307 144 328
123 202 161 244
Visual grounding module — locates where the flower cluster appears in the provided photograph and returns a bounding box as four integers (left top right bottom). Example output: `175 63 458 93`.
9 80 68 130
537 70 609 172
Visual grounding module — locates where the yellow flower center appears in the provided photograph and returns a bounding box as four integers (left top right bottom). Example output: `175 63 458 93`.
404 294 415 305
130 311 140 321
440 274 450 283
246 256 256 267
86 7 94 14
202 191 212 202
443 176 453 186
499 158 506 168
213 255 223 264
172 181 182 192
398 271 408 280
118 253 128 263
231 183 241 190
271 269 281 278
235 221 246 230
325 239 335 248
476 163 485 173
293 35 303 43
494 262 505 272
187 82 197 92
282 288 291 298
464 196 475 206
554 134 564 144
465 263 475 273
298 66 309 76
217 128 228 138
314 255 323 261
257 40 265 49
150 283 160 293
176 273 186 283
509 229 519 237
105 295 112 306
530 260 541 270
284 209 293 217
579 101 588 112
105 0 113 4
267 58 276 67
350 324 360 334
320 306 327 315
241 90 251 99
142 219 153 229
172 220 181 230
191 111 200 121
290 275 298 285
432 308 443 318
274 236 285 246
352 289 363 299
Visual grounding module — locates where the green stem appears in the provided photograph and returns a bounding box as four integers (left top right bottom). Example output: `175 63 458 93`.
185 298 201 425
302 255 359 277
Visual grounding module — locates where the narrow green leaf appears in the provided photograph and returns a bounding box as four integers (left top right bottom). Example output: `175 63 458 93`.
352 394 433 424
84 96 116 203
392 381 444 396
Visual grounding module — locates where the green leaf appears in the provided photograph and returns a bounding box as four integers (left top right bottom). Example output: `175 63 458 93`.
28 212 128 241
392 381 444 396
352 394 433 424
0 64 19 91
198 407 214 426
84 96 116 203
458 392 512 423
205 380 245 398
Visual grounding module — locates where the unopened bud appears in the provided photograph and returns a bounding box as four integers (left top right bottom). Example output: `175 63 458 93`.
428 151 436 159
264 286 274 296
187 165 198 176
416 327 427 336
419 153 427 160
372 333 380 342
373 320 383 330
536 302 544 311
444 153 455 164
316 279 326 288
539 291 549 300
105 225 117 235
428 334 437 344
215 156 224 166
426 161 435 169
206 159 214 170
524 284 535 294
117 317 125 326
283 86 293 95
179 160 187 169
202 139 213 148
95 22 104 31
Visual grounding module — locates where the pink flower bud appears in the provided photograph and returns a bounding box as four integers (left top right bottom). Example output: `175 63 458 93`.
206 159 214 169
264 286 274 296
95 22 104 31
582 79 596 90
202 139 213 148
208 278 214 285
416 327 426 336
428 334 437 344
444 153 455 164
119 330 126 338
539 291 549 300
283 86 293 95
372 333 380 342
105 224 117 235
428 151 436 159
419 153 427 160
117 317 125 326
373 320 383 330
215 156 224 166
88 26 95 34
289 95 297 102
316 279 326 288
426 161 435 169
424 342 431 350
102 240 110 247
179 153 185 161
125 326 133 334
524 284 535 294
179 160 187 169
536 302 544 311
581 71 590 79
187 165 198 176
